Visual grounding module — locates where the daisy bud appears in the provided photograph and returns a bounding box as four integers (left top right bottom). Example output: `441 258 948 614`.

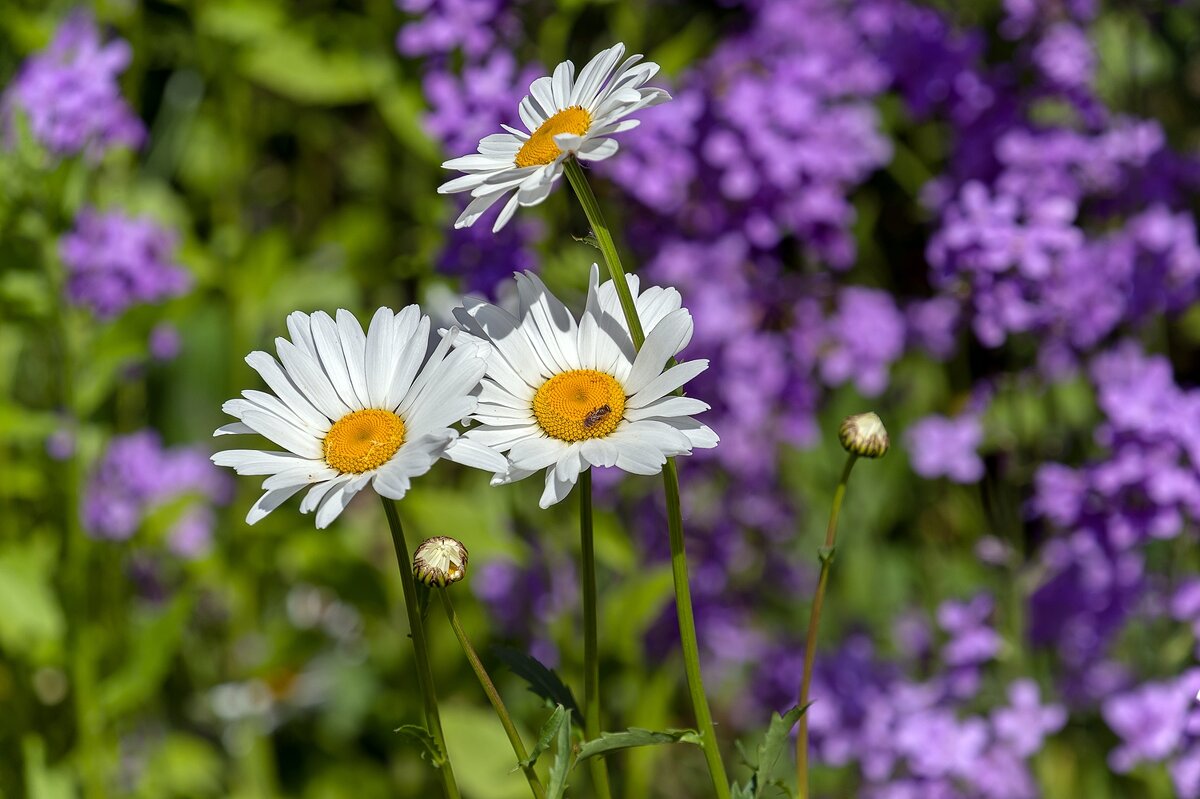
838 412 889 458
413 536 469 587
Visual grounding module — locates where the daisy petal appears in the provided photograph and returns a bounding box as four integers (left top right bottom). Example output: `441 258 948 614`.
247 484 306 525
627 359 708 407
625 308 692 395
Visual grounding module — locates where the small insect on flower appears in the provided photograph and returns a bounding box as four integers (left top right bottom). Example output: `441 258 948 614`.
582 405 612 429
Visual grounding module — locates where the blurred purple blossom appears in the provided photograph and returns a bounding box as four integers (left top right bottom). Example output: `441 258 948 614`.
82 430 231 544
59 209 191 319
395 0 514 59
1 12 144 158
149 323 182 362
820 287 906 397
1103 669 1200 797
906 414 985 483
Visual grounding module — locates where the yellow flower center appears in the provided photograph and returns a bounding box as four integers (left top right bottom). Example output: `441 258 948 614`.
532 369 625 442
515 106 592 168
322 409 406 474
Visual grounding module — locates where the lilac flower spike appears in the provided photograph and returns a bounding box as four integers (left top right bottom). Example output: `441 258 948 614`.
2 12 144 158
58 209 191 319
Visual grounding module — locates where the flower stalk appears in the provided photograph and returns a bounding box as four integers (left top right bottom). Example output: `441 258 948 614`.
579 470 614 799
380 498 460 799
437 587 545 799
795 452 858 799
565 156 731 799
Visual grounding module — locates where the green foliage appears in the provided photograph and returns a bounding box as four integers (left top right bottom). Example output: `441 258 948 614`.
732 705 808 799
394 724 444 766
574 727 701 764
492 646 583 726
545 704 574 799
0 539 64 661
523 704 569 769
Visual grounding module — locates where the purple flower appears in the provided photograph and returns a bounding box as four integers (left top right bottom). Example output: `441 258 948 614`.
59 209 191 319
1032 23 1095 90
395 0 512 59
167 506 215 559
906 297 962 360
906 414 985 483
819 287 906 397
82 430 231 543
149 323 182 362
991 680 1067 757
1102 669 1200 785
2 12 144 158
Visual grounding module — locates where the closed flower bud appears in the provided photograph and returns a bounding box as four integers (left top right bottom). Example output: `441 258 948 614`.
413 536 469 587
839 412 889 458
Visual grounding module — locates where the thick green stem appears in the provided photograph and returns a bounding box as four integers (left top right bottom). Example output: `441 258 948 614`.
565 158 731 799
381 498 460 799
580 471 614 799
438 588 545 799
796 454 858 799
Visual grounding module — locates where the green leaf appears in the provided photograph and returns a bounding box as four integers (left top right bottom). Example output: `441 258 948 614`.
441 703 537 799
730 781 756 799
754 705 807 798
22 736 74 799
545 703 573 799
134 733 223 798
522 704 568 769
0 540 64 660
238 30 389 105
574 728 701 765
492 646 582 726
394 724 443 766
375 84 440 163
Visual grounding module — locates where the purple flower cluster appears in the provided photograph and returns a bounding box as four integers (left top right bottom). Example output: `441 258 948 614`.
906 413 986 483
83 430 231 557
754 599 1065 799
59 208 191 319
1029 344 1200 683
612 0 891 268
1102 670 1200 798
904 0 1199 370
2 12 144 158
395 0 515 60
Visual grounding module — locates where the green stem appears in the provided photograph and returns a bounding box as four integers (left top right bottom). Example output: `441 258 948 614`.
438 588 545 799
563 158 644 348
381 498 460 799
565 158 730 799
796 454 858 799
580 471 614 799
51 264 104 799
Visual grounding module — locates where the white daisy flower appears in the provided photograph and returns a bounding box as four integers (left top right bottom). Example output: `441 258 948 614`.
212 307 505 529
438 42 670 232
452 265 718 508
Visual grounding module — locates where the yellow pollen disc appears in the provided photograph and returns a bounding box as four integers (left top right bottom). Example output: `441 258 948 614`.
322 409 406 474
532 369 626 442
515 106 592 168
